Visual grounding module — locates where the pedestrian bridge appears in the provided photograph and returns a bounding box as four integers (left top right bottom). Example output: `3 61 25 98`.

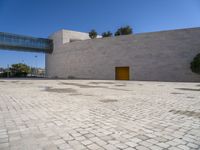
0 32 53 53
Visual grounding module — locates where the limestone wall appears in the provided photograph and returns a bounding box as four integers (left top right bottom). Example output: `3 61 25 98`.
46 28 200 82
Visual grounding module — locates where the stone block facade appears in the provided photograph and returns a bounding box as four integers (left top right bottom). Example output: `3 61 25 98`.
46 28 200 82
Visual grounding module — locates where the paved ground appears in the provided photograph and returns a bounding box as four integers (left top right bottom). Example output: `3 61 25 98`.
0 79 200 150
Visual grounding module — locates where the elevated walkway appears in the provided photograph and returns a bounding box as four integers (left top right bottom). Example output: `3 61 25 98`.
0 32 53 53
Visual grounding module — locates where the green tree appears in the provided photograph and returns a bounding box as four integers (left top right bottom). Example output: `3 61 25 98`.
0 72 10 78
102 31 113 38
89 29 97 39
191 53 200 75
10 63 30 77
115 26 133 36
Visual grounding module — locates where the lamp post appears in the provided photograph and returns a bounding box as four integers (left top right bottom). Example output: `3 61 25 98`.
7 64 9 78
35 55 38 76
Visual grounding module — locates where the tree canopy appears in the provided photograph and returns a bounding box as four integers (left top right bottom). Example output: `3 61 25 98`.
10 63 30 77
89 30 97 39
115 26 133 36
102 31 113 38
191 53 200 75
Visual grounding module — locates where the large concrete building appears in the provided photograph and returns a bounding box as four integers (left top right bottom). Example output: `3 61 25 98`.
46 27 200 82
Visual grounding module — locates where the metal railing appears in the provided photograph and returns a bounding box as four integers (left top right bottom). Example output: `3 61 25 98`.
0 32 53 53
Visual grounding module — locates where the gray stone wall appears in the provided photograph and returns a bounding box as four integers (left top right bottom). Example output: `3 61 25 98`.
46 28 200 82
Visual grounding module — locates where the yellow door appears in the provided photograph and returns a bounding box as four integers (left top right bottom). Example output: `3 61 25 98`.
115 67 130 80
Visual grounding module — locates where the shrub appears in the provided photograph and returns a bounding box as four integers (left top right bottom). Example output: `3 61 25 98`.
89 29 97 39
115 26 133 36
191 53 200 74
102 31 113 38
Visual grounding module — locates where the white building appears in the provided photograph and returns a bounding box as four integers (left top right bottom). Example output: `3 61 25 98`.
46 28 200 82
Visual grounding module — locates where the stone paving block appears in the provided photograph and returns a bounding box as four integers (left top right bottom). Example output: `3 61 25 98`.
178 144 190 150
103 144 119 150
9 136 21 142
58 143 71 149
43 144 58 150
0 138 8 143
135 135 150 141
75 136 86 141
139 141 153 147
53 139 66 145
125 141 138 147
172 139 187 145
0 147 10 150
130 138 142 143
124 148 137 150
146 139 159 144
149 145 163 150
108 140 120 145
0 143 9 149
168 147 182 150
136 145 150 150
81 140 93 145
115 142 128 149
0 134 8 139
68 140 86 149
9 139 22 147
156 142 170 148
87 143 102 150
95 139 107 146
187 142 199 149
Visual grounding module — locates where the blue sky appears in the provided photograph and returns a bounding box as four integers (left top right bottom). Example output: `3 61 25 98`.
0 0 200 68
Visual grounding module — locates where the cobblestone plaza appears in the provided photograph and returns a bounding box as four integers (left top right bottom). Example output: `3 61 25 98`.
0 80 199 150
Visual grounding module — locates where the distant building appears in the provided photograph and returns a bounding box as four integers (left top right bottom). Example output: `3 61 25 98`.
0 68 5 74
37 68 45 76
29 68 45 77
